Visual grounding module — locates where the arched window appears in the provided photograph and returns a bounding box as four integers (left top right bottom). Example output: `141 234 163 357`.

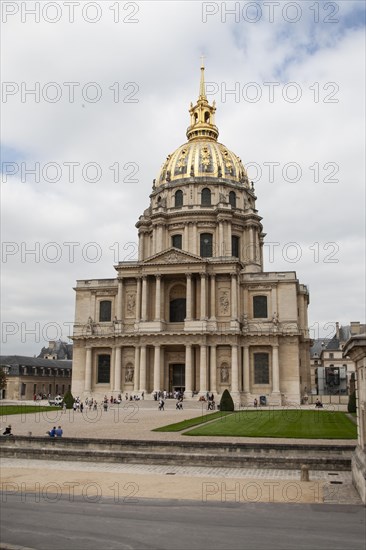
253 295 268 318
174 190 183 207
204 111 210 123
229 191 236 208
99 300 112 322
169 284 186 322
200 233 213 257
232 236 239 258
201 188 211 206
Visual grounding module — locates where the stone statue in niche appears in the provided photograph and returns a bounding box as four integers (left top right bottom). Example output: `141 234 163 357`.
127 293 136 315
125 365 134 383
86 316 95 335
242 313 249 332
219 291 230 314
220 365 229 383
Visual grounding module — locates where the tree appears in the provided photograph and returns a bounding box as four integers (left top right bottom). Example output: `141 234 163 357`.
220 389 235 411
348 391 356 414
63 389 75 409
0 367 7 391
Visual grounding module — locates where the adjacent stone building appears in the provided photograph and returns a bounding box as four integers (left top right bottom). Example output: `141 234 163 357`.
0 355 72 400
343 332 366 504
71 66 311 404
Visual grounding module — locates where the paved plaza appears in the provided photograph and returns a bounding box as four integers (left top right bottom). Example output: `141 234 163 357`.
0 400 361 506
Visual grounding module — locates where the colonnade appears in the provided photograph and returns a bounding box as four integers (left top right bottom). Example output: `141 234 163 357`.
137 220 262 263
84 343 281 396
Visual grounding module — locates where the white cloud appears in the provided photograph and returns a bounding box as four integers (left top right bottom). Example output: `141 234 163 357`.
1 0 365 354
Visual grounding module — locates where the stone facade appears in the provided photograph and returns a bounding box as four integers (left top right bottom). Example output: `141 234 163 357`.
0 355 72 400
72 66 311 404
343 333 366 504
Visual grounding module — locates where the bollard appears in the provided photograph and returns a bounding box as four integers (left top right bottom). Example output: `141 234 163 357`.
301 464 310 482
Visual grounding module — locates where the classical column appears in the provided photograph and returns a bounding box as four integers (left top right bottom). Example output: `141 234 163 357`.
231 273 238 320
138 232 144 261
226 221 232 256
185 273 192 320
210 345 217 393
185 344 193 395
153 345 161 392
210 274 216 319
116 279 123 320
243 345 250 393
272 345 280 393
184 224 189 252
231 345 239 394
135 277 141 322
218 221 224 256
154 275 161 321
134 346 140 392
200 273 207 320
249 225 255 262
141 276 148 321
192 223 198 255
199 345 207 394
85 347 92 392
139 345 146 392
114 346 122 391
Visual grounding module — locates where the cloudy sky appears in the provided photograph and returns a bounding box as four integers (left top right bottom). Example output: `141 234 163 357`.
1 0 365 355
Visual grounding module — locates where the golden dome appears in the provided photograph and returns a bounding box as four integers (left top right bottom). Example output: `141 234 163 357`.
156 64 249 187
157 140 248 186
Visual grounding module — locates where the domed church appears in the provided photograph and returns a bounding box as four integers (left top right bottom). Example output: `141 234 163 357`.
72 65 311 404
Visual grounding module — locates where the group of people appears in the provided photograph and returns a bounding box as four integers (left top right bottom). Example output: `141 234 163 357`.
47 426 63 437
2 425 12 436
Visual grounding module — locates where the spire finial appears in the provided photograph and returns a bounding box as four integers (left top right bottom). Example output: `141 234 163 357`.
199 55 206 99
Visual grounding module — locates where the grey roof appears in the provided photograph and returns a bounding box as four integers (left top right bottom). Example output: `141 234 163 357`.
326 326 352 350
0 355 72 369
38 340 73 360
310 339 330 358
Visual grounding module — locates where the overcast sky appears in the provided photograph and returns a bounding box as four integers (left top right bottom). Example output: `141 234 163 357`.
1 0 365 356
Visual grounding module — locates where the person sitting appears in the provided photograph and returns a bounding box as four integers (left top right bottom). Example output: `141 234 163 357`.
55 426 63 437
315 399 323 408
3 425 12 436
47 426 56 437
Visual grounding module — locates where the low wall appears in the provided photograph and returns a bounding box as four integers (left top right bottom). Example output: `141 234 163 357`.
0 436 355 471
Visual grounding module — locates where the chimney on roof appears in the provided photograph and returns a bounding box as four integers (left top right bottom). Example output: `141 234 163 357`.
350 322 360 335
336 322 340 339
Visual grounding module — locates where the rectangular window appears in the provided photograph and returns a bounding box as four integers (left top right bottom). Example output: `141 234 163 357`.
97 354 111 383
200 233 213 257
254 353 269 384
172 234 182 249
99 300 112 322
232 235 239 257
253 295 268 318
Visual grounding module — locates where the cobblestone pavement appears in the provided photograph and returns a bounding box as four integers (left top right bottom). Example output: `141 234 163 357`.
0 458 362 505
0 401 361 505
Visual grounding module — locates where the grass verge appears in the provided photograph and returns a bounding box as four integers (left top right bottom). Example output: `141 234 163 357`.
153 410 233 432
183 410 357 439
0 405 61 416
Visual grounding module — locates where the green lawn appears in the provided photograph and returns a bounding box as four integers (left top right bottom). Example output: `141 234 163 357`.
0 405 61 416
183 410 357 439
153 411 233 432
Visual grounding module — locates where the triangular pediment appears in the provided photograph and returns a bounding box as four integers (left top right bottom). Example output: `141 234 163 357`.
143 248 204 265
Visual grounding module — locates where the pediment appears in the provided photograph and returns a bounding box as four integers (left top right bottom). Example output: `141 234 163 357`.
143 248 204 265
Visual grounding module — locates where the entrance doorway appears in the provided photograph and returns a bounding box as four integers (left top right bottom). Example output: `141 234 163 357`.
169 363 185 393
